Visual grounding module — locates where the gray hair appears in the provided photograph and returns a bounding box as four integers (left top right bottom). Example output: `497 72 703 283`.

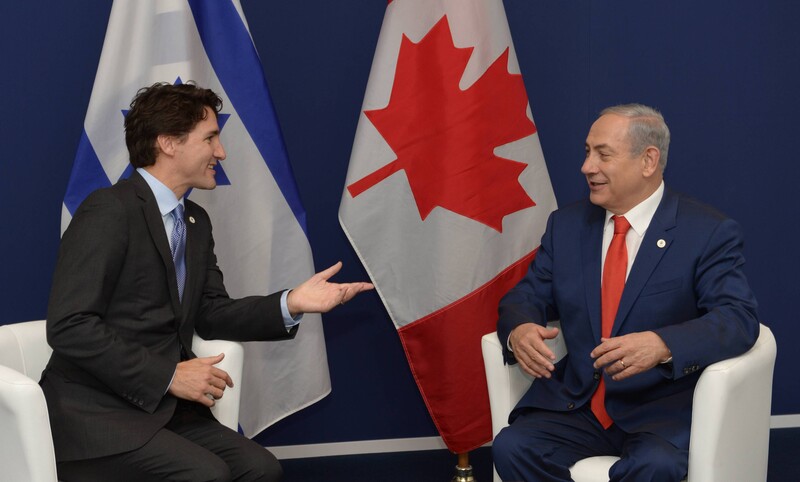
600 104 670 171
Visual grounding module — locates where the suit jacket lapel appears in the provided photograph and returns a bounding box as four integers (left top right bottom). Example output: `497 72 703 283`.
581 205 606 342
612 188 679 336
182 203 202 314
130 172 183 319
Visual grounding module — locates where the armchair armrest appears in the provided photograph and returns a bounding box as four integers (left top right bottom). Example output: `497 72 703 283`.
481 321 566 438
191 335 245 431
688 323 776 482
0 365 58 482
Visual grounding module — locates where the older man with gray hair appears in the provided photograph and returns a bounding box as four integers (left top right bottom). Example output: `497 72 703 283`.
492 104 759 481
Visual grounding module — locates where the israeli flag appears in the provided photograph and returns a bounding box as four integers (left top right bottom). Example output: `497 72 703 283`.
63 0 330 437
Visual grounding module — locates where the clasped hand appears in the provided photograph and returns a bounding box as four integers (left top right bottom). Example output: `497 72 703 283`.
509 323 560 379
590 331 671 381
168 353 233 407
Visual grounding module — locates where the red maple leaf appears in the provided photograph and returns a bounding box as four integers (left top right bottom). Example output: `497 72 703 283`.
347 15 537 232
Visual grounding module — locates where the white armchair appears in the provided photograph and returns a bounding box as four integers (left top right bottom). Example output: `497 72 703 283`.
482 322 777 482
0 319 245 482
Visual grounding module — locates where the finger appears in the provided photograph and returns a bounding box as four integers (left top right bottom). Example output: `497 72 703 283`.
532 337 557 362
594 349 622 370
347 282 374 296
608 359 625 376
196 391 215 407
317 261 343 281
591 337 621 361
590 341 610 360
207 385 226 400
611 365 636 381
517 345 555 376
218 370 234 388
521 362 550 379
517 353 552 378
210 367 232 386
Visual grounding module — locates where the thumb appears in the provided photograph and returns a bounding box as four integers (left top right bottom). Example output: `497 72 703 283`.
203 353 225 365
541 326 560 339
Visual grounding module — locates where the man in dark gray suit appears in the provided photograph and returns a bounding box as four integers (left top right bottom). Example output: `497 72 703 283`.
42 82 372 481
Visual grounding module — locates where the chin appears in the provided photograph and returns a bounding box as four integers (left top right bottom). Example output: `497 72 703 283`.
588 192 606 207
193 181 217 191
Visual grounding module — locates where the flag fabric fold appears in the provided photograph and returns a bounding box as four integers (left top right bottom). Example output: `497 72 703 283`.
339 0 557 453
63 0 330 438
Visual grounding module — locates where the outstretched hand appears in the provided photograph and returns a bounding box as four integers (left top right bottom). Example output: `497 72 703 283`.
286 261 374 317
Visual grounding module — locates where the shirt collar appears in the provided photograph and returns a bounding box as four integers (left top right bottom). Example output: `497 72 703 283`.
605 181 665 237
137 167 183 216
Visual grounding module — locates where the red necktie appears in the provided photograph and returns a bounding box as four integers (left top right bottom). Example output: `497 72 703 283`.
591 215 631 429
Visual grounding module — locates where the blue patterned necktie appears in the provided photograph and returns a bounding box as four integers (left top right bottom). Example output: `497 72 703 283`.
170 204 187 301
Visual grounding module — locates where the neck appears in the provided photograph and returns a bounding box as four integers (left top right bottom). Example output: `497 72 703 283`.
142 165 188 199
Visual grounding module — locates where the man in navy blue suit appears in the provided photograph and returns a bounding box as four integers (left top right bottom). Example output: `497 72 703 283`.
492 104 759 482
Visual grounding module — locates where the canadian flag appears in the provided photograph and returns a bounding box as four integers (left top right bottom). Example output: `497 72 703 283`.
339 0 556 453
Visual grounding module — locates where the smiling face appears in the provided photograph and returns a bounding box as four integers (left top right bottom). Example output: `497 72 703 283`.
156 106 226 198
581 113 661 214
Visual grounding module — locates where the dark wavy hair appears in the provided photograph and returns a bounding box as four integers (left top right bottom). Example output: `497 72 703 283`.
124 82 223 168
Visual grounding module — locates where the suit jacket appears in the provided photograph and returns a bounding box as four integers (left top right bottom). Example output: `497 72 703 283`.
41 172 297 461
497 188 759 449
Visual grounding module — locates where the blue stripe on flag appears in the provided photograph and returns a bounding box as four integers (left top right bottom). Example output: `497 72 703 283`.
64 130 112 214
187 0 308 235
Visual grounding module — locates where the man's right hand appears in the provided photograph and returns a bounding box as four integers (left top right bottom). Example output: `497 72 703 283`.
168 353 233 407
509 323 560 379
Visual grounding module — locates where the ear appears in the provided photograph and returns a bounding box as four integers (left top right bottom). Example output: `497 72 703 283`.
156 135 176 157
641 146 661 178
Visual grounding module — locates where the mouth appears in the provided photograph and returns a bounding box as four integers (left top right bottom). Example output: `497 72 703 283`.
587 179 607 191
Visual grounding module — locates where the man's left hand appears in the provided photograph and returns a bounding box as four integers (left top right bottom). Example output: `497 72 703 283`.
591 331 671 381
287 261 374 317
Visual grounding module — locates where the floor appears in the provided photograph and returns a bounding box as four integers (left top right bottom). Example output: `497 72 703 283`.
279 428 800 481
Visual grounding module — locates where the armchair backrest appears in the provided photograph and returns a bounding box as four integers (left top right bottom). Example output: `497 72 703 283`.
0 319 52 380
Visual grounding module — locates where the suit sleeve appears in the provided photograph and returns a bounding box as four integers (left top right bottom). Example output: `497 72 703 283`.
497 212 560 365
46 190 176 413
190 208 297 343
653 217 760 379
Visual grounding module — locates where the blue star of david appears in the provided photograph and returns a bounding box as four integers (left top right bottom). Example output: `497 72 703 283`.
119 77 232 187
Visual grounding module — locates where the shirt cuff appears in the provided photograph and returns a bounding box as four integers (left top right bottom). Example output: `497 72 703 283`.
281 290 303 331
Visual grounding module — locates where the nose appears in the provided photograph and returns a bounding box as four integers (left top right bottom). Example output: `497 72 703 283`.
215 140 226 161
581 153 596 175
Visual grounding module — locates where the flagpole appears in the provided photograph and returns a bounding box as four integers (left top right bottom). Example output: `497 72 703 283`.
452 452 475 481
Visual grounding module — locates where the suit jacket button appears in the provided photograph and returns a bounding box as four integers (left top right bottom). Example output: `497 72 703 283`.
593 372 600 381
567 402 575 410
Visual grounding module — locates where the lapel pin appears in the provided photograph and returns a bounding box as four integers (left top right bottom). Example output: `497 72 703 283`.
188 216 196 224
657 239 666 248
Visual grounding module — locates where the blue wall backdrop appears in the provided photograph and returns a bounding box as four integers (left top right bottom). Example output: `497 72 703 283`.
1 1 797 448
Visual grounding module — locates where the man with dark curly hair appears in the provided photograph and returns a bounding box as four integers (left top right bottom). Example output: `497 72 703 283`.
42 82 372 482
